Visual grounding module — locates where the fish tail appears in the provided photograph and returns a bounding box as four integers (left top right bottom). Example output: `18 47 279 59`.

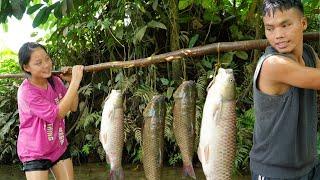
110 167 124 180
183 164 196 179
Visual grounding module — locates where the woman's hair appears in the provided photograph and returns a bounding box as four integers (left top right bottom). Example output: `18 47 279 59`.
18 42 55 89
262 0 304 17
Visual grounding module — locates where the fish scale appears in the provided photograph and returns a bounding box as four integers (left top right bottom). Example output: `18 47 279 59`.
99 90 124 180
198 68 236 180
211 101 236 179
173 81 197 179
142 95 166 180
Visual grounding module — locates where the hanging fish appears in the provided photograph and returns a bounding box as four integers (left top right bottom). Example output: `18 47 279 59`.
142 95 166 180
173 80 197 179
99 90 124 180
198 68 236 180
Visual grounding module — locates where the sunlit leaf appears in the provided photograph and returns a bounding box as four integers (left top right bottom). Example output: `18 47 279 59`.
160 78 169 86
133 25 147 44
147 20 166 30
166 87 175 99
235 51 248 60
178 0 193 10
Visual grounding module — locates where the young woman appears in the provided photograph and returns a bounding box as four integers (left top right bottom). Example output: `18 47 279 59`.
17 42 83 180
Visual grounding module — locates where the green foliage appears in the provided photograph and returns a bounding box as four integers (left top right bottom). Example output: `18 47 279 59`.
234 108 255 175
0 51 21 164
0 0 74 27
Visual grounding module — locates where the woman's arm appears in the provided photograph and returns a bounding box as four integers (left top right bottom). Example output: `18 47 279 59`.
57 65 83 119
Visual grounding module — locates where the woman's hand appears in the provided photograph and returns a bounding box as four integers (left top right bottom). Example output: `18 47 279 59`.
71 65 84 84
59 66 72 82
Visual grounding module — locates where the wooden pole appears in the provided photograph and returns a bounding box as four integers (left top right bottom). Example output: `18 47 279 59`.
1 32 319 79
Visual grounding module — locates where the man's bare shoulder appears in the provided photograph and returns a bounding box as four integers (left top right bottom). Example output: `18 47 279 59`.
260 53 320 90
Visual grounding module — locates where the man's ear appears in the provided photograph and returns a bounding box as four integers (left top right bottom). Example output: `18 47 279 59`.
301 17 307 31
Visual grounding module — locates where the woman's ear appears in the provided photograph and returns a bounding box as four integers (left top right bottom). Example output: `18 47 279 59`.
23 64 30 73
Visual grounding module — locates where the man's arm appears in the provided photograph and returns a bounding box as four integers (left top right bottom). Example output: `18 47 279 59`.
261 55 320 90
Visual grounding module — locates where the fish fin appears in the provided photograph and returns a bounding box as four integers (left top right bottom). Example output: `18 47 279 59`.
183 164 196 179
204 145 210 164
158 148 163 166
206 78 215 92
99 133 108 148
197 147 202 163
212 96 222 126
100 133 110 164
110 167 124 180
106 153 110 164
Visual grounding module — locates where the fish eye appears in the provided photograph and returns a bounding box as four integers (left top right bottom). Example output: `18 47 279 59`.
230 78 234 82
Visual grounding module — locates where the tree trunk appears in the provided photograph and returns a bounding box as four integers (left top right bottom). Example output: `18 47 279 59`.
168 0 183 84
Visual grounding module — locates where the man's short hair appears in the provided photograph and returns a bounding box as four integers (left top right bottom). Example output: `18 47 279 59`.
262 0 304 16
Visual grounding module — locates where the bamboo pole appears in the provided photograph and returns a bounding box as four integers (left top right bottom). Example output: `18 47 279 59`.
1 32 319 79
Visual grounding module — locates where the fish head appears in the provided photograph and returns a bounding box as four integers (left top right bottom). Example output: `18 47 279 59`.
103 89 123 108
173 81 196 99
143 95 166 118
215 68 235 100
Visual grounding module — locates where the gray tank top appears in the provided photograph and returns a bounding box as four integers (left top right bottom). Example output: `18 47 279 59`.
250 44 318 178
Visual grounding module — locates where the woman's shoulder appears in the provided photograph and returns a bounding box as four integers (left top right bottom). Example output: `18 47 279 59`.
17 79 41 100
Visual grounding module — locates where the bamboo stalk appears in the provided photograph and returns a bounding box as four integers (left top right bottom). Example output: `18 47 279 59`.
1 32 319 79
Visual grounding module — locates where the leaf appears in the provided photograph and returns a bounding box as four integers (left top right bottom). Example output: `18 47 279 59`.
152 0 158 10
102 18 111 29
166 87 175 99
10 0 26 20
235 51 248 60
220 52 235 64
53 2 62 18
115 72 123 82
178 0 193 10
201 0 213 9
133 25 147 44
115 27 123 39
203 10 221 23
201 59 212 69
32 7 47 28
188 34 199 48
160 78 169 86
27 4 43 15
47 2 59 12
147 20 166 30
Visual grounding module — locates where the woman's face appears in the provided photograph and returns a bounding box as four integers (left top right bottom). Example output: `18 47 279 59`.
23 47 52 79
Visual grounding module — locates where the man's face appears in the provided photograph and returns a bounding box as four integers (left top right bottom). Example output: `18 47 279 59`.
263 8 307 53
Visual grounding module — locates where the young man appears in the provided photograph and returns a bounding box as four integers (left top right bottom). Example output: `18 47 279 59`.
250 0 320 179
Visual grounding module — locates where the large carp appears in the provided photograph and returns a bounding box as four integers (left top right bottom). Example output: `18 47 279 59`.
197 68 236 180
99 90 124 180
142 95 166 180
173 81 197 179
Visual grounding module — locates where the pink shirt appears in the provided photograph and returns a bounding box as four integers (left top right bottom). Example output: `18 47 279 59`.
17 76 68 163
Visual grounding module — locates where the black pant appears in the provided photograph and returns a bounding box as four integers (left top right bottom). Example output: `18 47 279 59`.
22 147 71 172
251 163 320 180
